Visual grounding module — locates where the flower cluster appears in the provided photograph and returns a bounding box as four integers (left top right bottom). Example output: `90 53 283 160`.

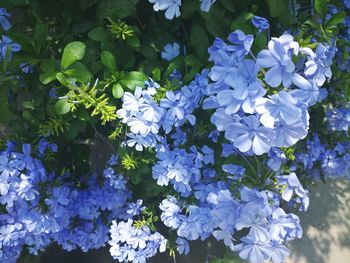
117 70 207 151
109 219 167 263
203 30 334 156
295 134 350 180
0 144 135 261
152 145 214 196
326 104 350 132
159 185 305 263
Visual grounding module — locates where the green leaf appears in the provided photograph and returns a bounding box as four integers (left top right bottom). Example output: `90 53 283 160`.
78 0 99 9
220 0 236 12
39 71 58 85
126 35 141 48
33 23 48 42
64 119 86 140
101 51 117 73
76 109 91 122
63 62 92 83
190 25 209 61
181 0 199 19
61 41 86 69
0 88 10 123
88 27 110 42
112 83 124 99
56 72 70 86
97 0 138 20
120 71 147 90
40 59 56 72
254 32 268 52
55 99 71 115
23 100 35 110
315 0 327 18
230 12 254 33
267 0 286 17
152 68 161 81
326 11 346 27
22 111 36 125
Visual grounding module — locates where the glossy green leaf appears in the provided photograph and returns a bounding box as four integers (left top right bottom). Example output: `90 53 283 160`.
63 62 92 83
326 12 346 27
39 71 58 85
101 51 117 73
61 41 86 69
190 25 209 61
315 0 327 18
55 99 71 115
120 71 147 90
112 83 124 99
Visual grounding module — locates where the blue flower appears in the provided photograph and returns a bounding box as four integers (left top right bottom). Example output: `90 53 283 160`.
0 225 19 247
251 16 269 32
160 90 196 133
38 139 57 156
220 59 265 114
301 43 335 86
345 0 350 8
277 173 309 211
236 234 273 263
0 8 11 30
222 164 245 180
0 35 21 62
199 0 216 12
256 34 299 87
149 0 181 20
109 219 167 262
226 30 254 59
160 196 184 229
267 148 287 171
169 69 182 81
225 115 274 155
273 117 308 147
327 104 350 132
176 238 190 255
49 87 58 98
291 73 319 106
161 42 180 61
255 91 301 128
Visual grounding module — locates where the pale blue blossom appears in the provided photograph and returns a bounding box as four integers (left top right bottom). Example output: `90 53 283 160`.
291 73 319 106
200 0 216 12
149 0 181 19
225 116 274 155
256 34 299 87
161 42 180 61
255 91 301 128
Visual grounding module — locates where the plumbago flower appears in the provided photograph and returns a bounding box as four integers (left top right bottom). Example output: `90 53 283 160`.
109 219 167 263
0 8 11 30
117 70 208 151
108 26 337 263
0 145 137 261
256 34 299 88
148 0 181 19
0 35 21 62
251 16 270 32
148 0 217 19
161 42 180 61
203 30 333 155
